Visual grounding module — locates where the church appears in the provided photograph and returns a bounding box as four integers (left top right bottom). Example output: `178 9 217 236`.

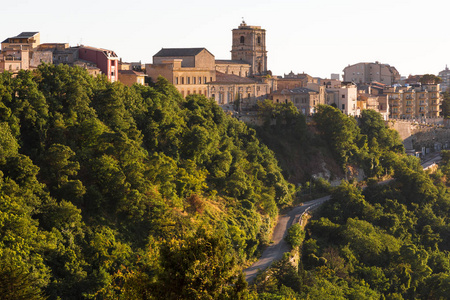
145 21 276 110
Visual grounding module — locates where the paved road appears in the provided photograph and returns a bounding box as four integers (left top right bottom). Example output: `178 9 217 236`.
244 152 443 283
243 195 330 283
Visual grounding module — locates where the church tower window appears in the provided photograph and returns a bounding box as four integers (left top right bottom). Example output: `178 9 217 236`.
240 36 245 44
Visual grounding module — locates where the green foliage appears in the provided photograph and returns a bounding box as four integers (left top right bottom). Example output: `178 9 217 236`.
419 74 442 85
285 223 305 248
0 64 295 298
313 105 361 171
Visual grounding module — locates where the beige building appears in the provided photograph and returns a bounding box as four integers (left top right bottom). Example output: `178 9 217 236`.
327 82 359 116
383 84 442 119
231 21 267 76
271 87 323 115
0 32 40 73
208 71 272 109
118 70 146 87
215 60 251 77
145 48 215 97
357 92 389 120
343 62 400 85
275 72 316 91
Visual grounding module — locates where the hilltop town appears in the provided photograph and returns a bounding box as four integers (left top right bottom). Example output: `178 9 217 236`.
5 20 450 300
1 22 448 122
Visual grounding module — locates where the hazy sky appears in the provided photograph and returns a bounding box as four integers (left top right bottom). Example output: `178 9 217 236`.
3 0 449 78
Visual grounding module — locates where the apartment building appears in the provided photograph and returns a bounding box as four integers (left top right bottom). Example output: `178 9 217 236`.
384 84 442 119
357 92 389 120
438 66 450 92
0 32 40 73
343 62 400 85
327 82 359 116
78 46 119 83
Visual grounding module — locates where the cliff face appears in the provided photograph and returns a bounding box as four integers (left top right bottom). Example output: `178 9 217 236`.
255 124 344 185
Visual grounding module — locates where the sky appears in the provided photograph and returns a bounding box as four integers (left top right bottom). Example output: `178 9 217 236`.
3 0 450 79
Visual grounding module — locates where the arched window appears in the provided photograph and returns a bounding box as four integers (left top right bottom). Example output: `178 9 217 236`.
240 36 245 44
257 36 261 44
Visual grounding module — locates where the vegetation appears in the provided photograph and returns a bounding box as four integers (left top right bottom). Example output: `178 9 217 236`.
2 63 450 299
0 65 293 299
419 74 442 85
253 106 450 299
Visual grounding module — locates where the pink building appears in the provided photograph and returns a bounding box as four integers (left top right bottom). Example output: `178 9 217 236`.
78 46 119 82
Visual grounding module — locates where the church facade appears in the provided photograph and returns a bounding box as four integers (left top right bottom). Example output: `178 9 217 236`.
145 21 274 109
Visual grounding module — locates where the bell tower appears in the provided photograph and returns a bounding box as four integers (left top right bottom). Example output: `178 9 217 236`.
231 20 267 76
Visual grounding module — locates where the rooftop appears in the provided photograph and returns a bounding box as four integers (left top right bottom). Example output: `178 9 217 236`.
215 59 251 65
2 32 40 44
10 32 39 39
119 70 146 76
211 71 260 84
154 48 211 57
273 87 317 94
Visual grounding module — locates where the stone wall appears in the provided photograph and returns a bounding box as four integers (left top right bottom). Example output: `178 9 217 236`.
387 120 450 151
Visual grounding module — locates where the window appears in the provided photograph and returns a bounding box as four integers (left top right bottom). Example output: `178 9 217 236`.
342 104 345 110
111 72 114 76
204 77 207 83
257 36 261 44
187 77 190 84
240 36 245 44
342 94 345 98
210 77 213 82
175 77 179 84
193 77 196 84
181 77 184 84
198 77 201 84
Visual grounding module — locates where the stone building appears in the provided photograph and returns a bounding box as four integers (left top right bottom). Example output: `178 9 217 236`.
215 60 251 77
271 87 323 115
357 92 389 120
208 71 272 110
343 62 400 85
145 48 215 97
0 32 40 73
275 71 315 90
118 70 146 87
231 20 267 76
145 22 274 108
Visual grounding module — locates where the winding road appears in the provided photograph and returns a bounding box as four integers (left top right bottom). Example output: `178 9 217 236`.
244 195 330 283
244 152 442 283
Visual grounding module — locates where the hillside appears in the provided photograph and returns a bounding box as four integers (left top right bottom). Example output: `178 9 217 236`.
2 63 448 300
0 64 293 299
